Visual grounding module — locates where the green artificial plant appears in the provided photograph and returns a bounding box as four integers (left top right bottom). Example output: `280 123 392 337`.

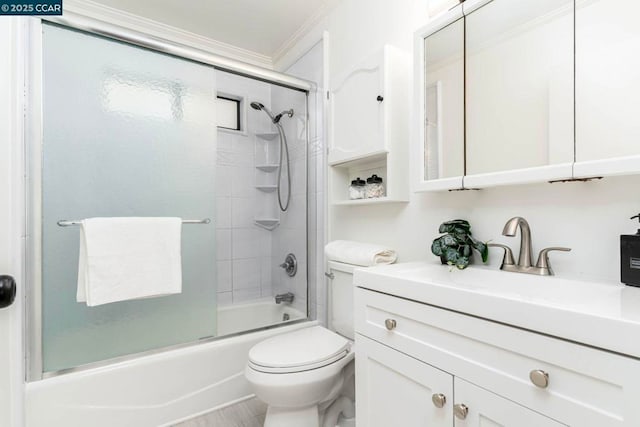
431 219 488 269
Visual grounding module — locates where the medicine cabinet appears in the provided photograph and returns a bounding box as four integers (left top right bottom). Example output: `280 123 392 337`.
415 0 640 191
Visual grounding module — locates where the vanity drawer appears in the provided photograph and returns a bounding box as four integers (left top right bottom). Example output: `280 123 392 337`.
355 287 640 426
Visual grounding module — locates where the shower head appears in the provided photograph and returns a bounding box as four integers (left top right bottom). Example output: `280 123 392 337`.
250 101 293 124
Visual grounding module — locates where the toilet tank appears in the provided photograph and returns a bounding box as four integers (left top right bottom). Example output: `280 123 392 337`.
327 261 357 340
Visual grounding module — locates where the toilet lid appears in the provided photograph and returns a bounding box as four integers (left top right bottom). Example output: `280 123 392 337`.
248 326 350 372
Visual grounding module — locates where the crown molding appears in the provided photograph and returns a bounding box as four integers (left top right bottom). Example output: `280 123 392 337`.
62 0 273 68
271 0 339 69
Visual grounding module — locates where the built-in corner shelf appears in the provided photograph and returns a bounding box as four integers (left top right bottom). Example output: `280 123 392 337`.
256 185 277 192
254 218 279 230
256 164 279 172
254 131 280 230
255 132 279 141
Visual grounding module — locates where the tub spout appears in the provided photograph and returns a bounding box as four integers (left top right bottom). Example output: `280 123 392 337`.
275 292 294 304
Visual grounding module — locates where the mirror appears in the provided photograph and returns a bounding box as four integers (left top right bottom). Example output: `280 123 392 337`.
576 0 640 162
423 17 465 181
465 0 574 175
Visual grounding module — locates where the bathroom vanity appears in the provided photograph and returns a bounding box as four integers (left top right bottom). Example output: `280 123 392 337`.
353 263 640 426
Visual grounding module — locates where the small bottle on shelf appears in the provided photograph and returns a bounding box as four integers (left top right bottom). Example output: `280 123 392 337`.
349 177 366 200
365 174 385 198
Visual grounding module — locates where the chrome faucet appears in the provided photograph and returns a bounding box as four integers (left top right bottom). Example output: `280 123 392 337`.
275 292 295 304
489 217 571 276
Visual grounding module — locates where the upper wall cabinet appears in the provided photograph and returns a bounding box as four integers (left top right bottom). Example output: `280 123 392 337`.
574 0 640 178
464 0 575 188
413 7 465 191
329 45 409 165
328 45 410 205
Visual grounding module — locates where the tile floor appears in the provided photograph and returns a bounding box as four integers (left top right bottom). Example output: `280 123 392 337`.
173 397 267 427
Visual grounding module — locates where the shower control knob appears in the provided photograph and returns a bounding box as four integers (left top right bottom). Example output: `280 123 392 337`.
376 95 384 102
0 275 17 309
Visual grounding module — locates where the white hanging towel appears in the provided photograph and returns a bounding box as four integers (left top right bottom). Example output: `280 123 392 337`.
325 240 397 267
77 217 182 306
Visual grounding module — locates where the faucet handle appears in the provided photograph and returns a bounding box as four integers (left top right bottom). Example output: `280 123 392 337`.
488 243 516 267
535 247 571 273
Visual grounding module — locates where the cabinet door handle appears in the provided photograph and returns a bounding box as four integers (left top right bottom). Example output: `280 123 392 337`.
529 369 549 388
0 275 17 309
376 95 384 102
453 403 469 420
431 393 446 408
384 318 396 330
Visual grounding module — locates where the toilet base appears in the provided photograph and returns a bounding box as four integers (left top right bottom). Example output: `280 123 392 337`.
264 405 319 427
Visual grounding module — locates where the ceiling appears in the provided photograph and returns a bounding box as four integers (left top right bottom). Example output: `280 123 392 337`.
89 0 330 59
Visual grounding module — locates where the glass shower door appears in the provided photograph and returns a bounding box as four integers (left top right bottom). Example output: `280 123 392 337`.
40 24 217 373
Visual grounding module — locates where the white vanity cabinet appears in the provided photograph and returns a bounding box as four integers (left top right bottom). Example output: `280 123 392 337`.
328 45 410 205
356 335 454 427
355 286 640 426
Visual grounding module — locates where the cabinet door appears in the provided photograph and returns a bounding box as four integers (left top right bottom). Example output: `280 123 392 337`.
329 51 385 164
453 378 565 427
574 0 640 177
463 0 574 187
356 335 454 427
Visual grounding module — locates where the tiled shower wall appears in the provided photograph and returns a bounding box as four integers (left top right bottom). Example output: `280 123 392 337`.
215 71 275 305
214 41 325 320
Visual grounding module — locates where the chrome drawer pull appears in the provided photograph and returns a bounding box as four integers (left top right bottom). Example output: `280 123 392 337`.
453 403 469 420
384 318 397 330
431 393 446 408
529 369 549 388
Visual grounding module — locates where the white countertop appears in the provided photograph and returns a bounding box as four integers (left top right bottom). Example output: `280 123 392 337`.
354 261 640 359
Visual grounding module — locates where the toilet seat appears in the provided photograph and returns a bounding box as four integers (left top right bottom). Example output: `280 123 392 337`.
248 326 350 374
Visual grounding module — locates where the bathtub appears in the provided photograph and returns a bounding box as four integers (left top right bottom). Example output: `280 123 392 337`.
25 303 312 427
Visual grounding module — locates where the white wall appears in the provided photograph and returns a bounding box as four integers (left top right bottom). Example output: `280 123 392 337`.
277 0 640 284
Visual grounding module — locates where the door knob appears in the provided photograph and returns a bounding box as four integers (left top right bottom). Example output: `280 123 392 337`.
431 393 446 408
453 403 469 420
376 95 384 102
0 275 17 309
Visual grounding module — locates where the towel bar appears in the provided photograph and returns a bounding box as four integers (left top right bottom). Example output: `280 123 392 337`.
57 218 211 227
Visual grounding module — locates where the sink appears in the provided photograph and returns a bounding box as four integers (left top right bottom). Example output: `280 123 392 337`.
354 262 640 358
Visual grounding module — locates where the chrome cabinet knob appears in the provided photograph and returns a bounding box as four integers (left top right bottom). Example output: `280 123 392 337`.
431 393 446 408
529 369 549 388
453 403 469 420
384 319 397 330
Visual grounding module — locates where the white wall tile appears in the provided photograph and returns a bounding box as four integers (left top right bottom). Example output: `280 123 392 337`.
233 287 262 303
216 229 232 261
217 260 232 292
217 291 233 307
232 258 261 290
216 197 232 229
231 197 255 229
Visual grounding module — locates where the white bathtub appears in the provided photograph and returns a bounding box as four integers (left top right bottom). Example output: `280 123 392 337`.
25 304 313 427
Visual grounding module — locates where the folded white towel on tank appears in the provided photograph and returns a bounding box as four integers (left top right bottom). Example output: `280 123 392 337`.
77 217 182 306
325 240 397 267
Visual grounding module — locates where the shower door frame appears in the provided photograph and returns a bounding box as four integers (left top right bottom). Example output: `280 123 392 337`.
24 14 314 382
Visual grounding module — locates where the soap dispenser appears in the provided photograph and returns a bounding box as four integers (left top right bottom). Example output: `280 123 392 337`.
621 214 640 287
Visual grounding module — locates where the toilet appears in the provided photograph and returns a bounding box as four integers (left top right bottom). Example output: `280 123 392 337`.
245 261 357 427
